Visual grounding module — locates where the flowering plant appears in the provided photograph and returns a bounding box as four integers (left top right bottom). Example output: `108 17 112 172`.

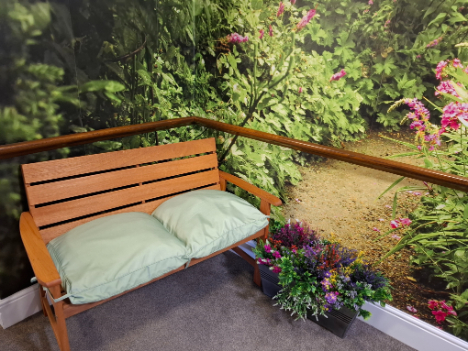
253 222 392 320
381 57 468 339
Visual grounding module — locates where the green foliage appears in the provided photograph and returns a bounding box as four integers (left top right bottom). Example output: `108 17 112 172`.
381 60 468 338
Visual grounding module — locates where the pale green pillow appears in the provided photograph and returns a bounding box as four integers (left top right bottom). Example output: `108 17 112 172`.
152 190 269 259
47 212 187 304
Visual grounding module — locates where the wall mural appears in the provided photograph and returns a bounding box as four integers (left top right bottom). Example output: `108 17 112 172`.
1 0 468 340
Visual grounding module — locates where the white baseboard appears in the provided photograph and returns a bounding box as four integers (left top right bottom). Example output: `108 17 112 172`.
238 240 468 351
0 284 42 329
359 302 468 351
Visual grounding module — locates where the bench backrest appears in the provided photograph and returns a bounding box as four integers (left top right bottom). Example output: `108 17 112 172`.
22 138 220 244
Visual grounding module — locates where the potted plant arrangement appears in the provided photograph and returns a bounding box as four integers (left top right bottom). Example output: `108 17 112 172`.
253 221 393 338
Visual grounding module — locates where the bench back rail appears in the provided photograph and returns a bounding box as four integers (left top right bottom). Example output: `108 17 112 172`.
22 138 220 244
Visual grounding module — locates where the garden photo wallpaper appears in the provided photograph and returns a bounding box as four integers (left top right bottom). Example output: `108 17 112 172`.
2 0 468 340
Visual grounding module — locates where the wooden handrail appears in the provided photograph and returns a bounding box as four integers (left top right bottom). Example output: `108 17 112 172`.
1 116 467 192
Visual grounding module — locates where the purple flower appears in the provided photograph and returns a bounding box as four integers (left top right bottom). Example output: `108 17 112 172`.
325 291 339 304
277 2 285 17
273 251 281 259
264 244 271 253
259 29 265 39
269 25 273 37
407 305 417 313
321 278 332 291
296 9 316 31
330 69 346 82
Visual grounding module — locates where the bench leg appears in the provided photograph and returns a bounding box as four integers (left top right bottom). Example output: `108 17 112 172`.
39 285 48 317
232 246 262 287
43 286 71 351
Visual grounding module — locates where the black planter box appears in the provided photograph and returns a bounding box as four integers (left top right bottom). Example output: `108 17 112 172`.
258 265 358 338
259 264 281 297
307 306 358 338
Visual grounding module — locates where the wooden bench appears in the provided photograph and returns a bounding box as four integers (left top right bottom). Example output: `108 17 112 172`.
19 138 282 351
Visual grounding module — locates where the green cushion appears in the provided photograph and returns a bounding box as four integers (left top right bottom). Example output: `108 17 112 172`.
47 212 187 304
152 189 269 259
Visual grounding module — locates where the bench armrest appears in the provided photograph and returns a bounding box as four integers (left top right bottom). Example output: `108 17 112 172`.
218 170 282 207
19 212 61 288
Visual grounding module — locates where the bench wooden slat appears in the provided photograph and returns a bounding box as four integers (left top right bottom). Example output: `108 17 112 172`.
22 138 216 184
31 170 219 227
39 184 221 244
27 154 218 206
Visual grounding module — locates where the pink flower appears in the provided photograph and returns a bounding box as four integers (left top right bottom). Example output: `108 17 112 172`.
296 9 316 31
378 218 385 222
277 2 285 17
269 25 273 37
330 69 346 82
372 227 381 232
363 9 369 14
390 220 400 229
436 60 448 80
407 305 417 313
435 81 459 97
273 251 281 259
385 205 392 209
257 258 266 265
228 33 248 43
413 192 421 196
384 20 391 28
427 37 442 48
453 59 464 69
432 310 448 324
272 266 282 273
291 0 296 4
264 244 271 253
399 218 412 226
440 301 452 310
416 55 422 59
298 87 303 94
259 29 265 39
368 0 373 4
391 234 401 240
428 300 439 310
441 102 468 131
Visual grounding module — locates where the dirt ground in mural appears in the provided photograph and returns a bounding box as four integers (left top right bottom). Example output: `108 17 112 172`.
282 130 448 328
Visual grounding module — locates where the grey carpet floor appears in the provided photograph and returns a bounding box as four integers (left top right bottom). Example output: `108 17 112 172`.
1 252 415 351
